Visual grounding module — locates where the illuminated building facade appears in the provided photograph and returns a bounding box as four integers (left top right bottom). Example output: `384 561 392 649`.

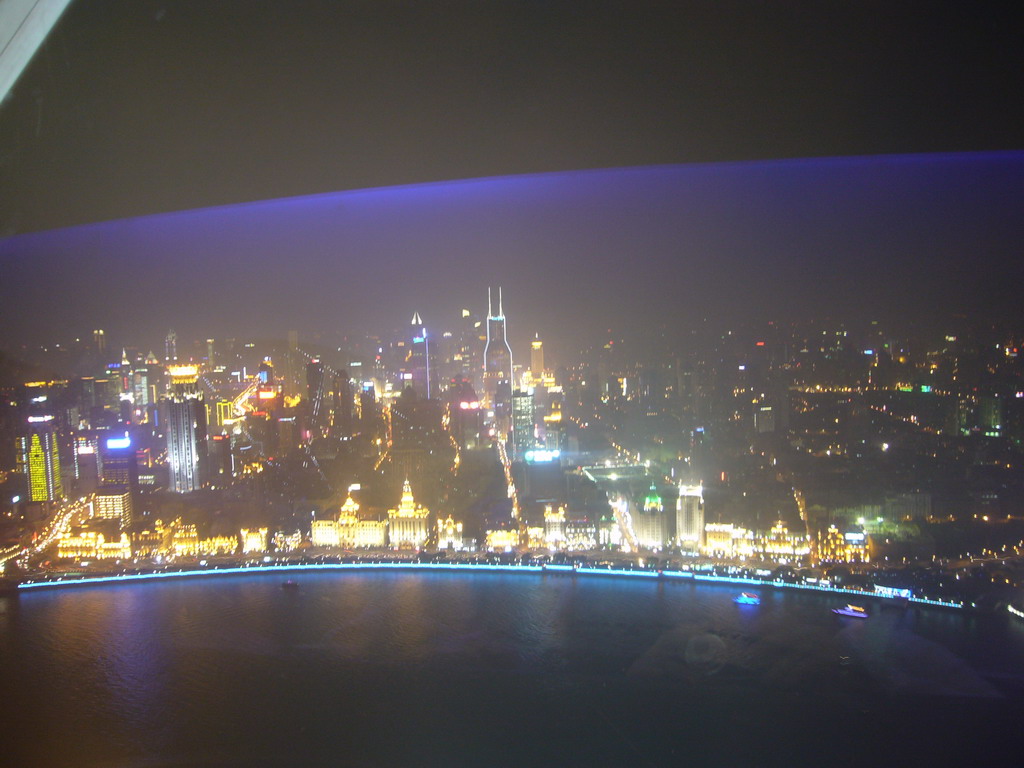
512 389 536 459
172 521 200 557
57 530 131 561
483 287 513 436
564 520 598 551
354 520 387 548
817 525 869 564
241 527 268 554
436 515 464 550
311 519 340 547
676 484 705 551
530 334 544 381
406 312 436 399
388 479 430 549
485 528 519 552
17 424 63 502
702 523 754 559
543 504 566 549
166 365 208 493
198 535 237 555
100 434 138 489
94 487 133 528
272 530 303 552
750 521 811 563
634 485 669 551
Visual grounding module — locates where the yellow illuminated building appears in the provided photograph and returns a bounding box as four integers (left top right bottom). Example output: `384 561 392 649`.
18 429 63 502
58 530 131 560
199 535 237 555
241 527 268 554
485 528 519 552
387 479 429 549
750 521 811 563
436 515 464 550
94 487 133 529
543 504 566 550
172 521 200 557
355 520 387 548
311 496 364 548
311 519 339 548
817 524 869 564
132 519 172 557
272 530 303 552
702 523 753 559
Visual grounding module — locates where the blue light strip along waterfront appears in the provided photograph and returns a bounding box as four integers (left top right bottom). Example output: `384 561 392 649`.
16 562 965 609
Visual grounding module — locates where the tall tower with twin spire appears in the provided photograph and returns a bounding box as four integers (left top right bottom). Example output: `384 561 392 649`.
483 287 513 437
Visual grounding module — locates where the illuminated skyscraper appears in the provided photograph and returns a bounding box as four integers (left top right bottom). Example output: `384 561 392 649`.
676 483 705 550
100 434 138 489
93 329 106 356
635 484 669 551
16 416 63 502
166 365 207 493
483 287 513 434
407 312 435 399
512 389 536 459
530 334 544 378
165 329 178 362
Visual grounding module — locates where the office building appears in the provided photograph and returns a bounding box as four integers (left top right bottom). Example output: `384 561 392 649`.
483 287 513 436
166 365 207 493
676 484 705 550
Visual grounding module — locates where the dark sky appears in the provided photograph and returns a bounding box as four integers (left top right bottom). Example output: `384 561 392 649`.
2 153 1022 360
1 1 1021 234
0 2 1022 359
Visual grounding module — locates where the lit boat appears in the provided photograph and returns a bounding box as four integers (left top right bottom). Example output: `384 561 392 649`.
832 604 868 618
734 592 760 605
281 580 299 590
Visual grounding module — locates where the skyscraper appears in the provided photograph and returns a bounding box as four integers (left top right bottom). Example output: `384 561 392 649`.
100 434 138 489
166 365 207 493
165 329 178 362
635 484 668 551
407 311 435 399
512 389 536 459
306 357 327 438
530 334 544 378
676 483 705 550
17 414 63 502
483 287 513 436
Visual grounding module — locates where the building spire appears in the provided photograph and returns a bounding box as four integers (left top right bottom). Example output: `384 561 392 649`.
411 311 422 326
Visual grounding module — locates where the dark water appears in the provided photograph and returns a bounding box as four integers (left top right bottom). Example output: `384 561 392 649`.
3 571 1023 767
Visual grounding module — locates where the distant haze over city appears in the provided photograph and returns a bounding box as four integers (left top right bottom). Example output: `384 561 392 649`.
2 153 1022 356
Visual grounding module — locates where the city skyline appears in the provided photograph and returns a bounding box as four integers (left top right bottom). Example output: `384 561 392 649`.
2 152 1023 356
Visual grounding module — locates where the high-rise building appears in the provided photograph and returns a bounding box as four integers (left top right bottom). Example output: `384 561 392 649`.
332 370 354 437
164 329 177 362
93 329 107 357
512 389 536 459
99 434 138 489
635 484 669 551
407 312 436 399
530 334 544 378
166 365 207 493
17 417 63 502
94 486 133 528
306 358 327 438
676 483 705 550
483 287 513 436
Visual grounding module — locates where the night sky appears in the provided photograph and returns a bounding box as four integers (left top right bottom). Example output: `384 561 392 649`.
0 2 1022 356
1 153 1021 358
